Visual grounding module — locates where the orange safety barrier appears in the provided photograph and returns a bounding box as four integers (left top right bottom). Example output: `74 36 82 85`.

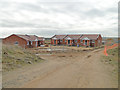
104 46 108 56
104 43 118 56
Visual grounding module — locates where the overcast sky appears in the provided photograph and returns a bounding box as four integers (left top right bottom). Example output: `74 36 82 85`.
0 0 118 38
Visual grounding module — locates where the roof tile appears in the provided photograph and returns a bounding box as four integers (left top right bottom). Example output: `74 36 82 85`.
16 34 44 41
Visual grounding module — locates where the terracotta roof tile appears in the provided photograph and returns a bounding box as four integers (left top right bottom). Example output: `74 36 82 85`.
51 34 101 40
80 34 99 40
52 35 67 39
16 34 44 41
65 34 82 40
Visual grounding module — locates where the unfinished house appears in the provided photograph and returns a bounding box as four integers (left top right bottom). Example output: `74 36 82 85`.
64 34 82 46
51 35 67 45
80 34 102 47
51 34 102 47
3 34 45 48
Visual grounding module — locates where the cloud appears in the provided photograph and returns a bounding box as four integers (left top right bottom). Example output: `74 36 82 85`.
0 0 118 38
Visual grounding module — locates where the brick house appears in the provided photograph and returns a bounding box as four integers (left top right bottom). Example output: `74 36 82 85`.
51 34 102 47
80 34 102 47
3 34 45 48
51 35 67 45
64 34 82 46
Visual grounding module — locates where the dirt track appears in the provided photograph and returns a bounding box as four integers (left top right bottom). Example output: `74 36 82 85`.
3 49 118 88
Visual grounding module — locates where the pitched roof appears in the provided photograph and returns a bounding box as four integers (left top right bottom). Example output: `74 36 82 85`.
64 34 82 40
51 34 101 40
37 37 44 40
15 34 44 41
52 35 67 39
80 34 100 40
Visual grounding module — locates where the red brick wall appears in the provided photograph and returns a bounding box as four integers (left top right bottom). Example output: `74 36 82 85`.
63 39 65 44
3 34 27 48
51 39 82 46
51 39 65 45
51 35 102 47
51 39 55 45
29 41 44 48
77 39 80 44
95 35 102 47
51 39 53 44
32 41 36 47
80 35 102 47
40 41 44 45
82 40 89 46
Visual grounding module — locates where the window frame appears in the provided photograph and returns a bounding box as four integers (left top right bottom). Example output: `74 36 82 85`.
14 41 19 45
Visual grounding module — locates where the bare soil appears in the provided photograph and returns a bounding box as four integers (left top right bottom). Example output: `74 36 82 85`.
3 48 118 88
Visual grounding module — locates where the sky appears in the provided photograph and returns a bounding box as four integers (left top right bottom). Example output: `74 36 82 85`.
0 0 118 38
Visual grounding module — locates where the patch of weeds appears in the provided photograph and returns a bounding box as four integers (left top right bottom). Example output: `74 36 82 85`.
2 45 44 72
101 47 118 79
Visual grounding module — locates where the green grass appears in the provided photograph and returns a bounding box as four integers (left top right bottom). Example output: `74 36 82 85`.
2 44 44 72
101 47 118 79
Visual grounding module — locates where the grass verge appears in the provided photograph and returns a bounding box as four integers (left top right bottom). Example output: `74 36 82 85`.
2 44 44 72
101 47 118 80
